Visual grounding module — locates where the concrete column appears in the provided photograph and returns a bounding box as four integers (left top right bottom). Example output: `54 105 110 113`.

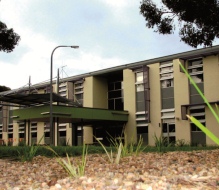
66 123 72 146
13 122 19 146
84 125 93 144
123 69 137 144
148 63 162 146
37 122 45 144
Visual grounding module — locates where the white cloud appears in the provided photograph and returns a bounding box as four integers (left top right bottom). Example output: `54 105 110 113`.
103 0 132 8
53 50 126 79
100 0 138 25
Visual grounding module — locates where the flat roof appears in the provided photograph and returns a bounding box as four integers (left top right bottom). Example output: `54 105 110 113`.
0 93 80 107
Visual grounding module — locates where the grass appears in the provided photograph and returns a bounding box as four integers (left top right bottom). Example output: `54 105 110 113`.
153 133 173 153
17 135 44 162
94 132 147 164
45 143 88 177
94 136 122 164
107 133 147 157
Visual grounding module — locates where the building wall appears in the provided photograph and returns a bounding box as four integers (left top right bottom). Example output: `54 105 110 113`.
93 76 108 109
173 59 190 142
148 63 161 146
83 76 108 144
203 55 219 144
83 76 93 107
84 76 108 108
123 69 136 143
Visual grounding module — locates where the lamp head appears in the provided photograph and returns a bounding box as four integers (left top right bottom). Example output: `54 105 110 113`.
71 46 79 49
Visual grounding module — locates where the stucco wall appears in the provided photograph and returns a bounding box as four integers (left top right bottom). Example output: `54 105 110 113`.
173 59 190 143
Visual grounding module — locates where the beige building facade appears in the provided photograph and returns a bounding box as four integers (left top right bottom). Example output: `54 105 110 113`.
0 46 219 146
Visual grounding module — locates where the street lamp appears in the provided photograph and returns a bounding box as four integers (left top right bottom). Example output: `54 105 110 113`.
50 45 79 145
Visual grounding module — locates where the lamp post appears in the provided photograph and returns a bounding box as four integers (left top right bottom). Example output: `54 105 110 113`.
50 45 79 145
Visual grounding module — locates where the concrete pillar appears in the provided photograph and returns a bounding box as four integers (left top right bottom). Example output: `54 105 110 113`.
123 69 137 144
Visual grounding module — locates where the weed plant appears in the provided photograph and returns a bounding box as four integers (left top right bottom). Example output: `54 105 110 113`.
94 133 146 164
46 143 88 177
94 136 122 164
107 133 146 157
153 133 173 153
17 135 44 162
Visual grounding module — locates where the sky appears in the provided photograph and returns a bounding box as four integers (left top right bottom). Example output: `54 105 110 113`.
0 0 217 90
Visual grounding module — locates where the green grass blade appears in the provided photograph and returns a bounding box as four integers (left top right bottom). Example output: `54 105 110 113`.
188 115 219 145
94 136 113 163
115 142 122 164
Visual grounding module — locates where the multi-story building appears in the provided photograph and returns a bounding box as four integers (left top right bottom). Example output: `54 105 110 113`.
0 45 219 146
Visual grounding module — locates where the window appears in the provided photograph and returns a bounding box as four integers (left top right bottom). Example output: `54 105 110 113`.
31 122 37 133
18 122 25 133
160 61 173 88
135 67 150 124
188 58 203 83
108 81 123 110
162 122 176 144
136 72 143 83
161 79 173 88
44 122 50 132
136 111 148 126
74 80 84 105
59 83 67 98
8 124 13 134
190 106 205 131
161 108 175 120
135 72 144 92
59 131 66 137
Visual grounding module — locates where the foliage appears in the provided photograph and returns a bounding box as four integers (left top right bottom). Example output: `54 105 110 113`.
17 146 37 162
140 0 219 47
59 138 70 146
0 21 20 53
179 63 219 145
107 133 146 157
0 144 218 160
46 144 88 177
0 85 11 92
153 133 172 152
175 139 190 147
18 139 26 146
17 135 44 162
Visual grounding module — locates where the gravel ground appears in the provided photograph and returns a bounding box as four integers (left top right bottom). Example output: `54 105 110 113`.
0 149 219 190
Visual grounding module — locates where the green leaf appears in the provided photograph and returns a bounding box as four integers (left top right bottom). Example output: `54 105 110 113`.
187 115 219 145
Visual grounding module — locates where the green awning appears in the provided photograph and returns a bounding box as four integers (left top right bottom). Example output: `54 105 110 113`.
12 105 129 125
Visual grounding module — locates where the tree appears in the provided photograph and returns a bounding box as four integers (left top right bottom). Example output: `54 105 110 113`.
0 85 11 92
0 21 20 53
140 0 219 48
